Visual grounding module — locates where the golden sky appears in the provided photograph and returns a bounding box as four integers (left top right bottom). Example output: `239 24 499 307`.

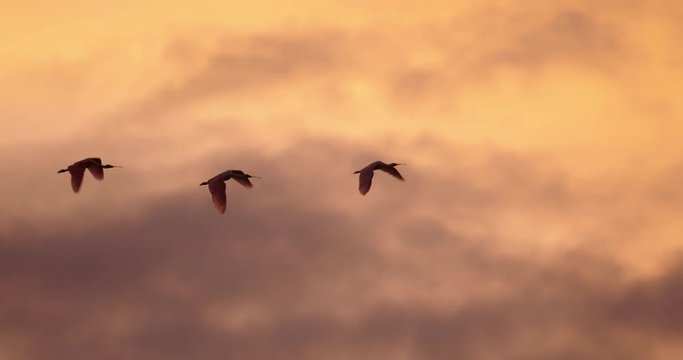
1 0 682 359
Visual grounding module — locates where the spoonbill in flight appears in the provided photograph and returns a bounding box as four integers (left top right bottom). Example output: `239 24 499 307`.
200 170 259 214
353 161 405 195
58 157 121 193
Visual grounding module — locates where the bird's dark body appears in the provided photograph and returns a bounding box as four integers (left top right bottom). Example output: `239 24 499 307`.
57 157 119 193
353 160 405 195
200 169 258 214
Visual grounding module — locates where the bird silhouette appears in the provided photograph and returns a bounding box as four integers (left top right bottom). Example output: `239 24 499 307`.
200 170 259 214
353 161 405 195
58 157 121 193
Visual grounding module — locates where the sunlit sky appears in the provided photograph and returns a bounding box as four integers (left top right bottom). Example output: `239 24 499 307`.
1 1 682 359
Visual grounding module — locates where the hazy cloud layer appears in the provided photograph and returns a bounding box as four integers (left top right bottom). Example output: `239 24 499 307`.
2 138 683 359
1 0 682 358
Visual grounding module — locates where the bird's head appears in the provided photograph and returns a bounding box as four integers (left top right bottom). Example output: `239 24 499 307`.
200 181 208 186
102 164 121 169
388 162 405 167
57 168 68 174
245 174 261 179
353 170 361 174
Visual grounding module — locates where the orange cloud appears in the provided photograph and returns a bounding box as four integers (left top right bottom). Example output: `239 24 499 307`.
1 0 682 358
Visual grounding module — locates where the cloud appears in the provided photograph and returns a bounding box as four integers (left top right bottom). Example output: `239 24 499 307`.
388 5 628 107
1 134 683 359
0 193 676 359
483 10 621 68
96 31 351 132
1 1 682 358
615 260 683 336
79 4 629 133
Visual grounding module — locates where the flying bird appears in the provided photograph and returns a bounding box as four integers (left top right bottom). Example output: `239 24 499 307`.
200 170 259 214
57 157 121 193
353 161 405 195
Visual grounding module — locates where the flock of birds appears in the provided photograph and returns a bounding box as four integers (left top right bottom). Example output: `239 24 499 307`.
58 157 406 214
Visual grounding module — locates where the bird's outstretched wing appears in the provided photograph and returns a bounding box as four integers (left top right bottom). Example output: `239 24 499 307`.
74 158 104 180
358 168 374 195
231 176 254 188
87 163 104 180
208 179 227 214
69 166 86 193
379 166 404 181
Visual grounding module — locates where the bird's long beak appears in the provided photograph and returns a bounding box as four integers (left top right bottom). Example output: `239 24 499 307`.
200 182 208 186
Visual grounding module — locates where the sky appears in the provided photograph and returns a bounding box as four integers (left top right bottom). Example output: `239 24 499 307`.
1 0 682 358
